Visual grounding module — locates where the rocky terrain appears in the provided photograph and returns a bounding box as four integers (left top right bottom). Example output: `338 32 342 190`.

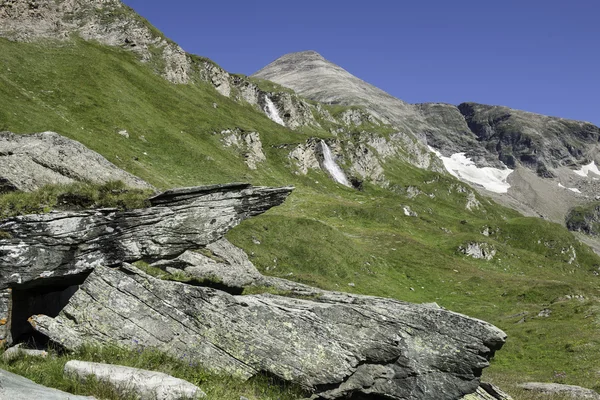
1 0 600 399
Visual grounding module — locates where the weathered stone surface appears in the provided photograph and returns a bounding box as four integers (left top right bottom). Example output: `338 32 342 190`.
519 382 600 399
31 263 506 400
0 131 152 192
0 368 96 399
0 183 292 344
64 360 206 399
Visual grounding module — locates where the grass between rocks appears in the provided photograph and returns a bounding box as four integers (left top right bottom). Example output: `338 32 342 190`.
0 345 305 400
0 36 600 399
0 181 152 219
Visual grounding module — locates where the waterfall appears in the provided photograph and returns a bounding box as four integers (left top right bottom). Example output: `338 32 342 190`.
264 96 285 126
320 140 351 187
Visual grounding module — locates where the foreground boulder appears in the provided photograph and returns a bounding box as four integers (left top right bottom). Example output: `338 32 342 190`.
0 183 293 344
0 368 96 399
64 361 206 399
31 263 506 400
0 131 152 192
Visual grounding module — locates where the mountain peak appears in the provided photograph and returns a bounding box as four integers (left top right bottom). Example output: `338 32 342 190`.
277 50 325 61
253 49 415 127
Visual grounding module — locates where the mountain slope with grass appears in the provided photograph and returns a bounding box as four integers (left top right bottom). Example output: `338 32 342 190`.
0 1 599 398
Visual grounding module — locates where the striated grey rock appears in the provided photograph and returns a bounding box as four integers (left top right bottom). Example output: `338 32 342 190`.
0 131 152 192
0 183 292 343
31 263 507 400
64 361 206 399
519 382 600 399
0 368 96 399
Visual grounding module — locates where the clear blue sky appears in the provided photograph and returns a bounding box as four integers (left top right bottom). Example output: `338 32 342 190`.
122 0 600 126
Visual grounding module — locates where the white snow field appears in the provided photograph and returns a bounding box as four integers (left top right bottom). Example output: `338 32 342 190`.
429 147 513 194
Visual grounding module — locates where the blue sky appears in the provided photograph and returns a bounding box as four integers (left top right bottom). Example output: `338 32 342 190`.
122 0 600 125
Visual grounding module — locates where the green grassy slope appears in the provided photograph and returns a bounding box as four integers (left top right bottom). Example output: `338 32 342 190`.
1 36 599 397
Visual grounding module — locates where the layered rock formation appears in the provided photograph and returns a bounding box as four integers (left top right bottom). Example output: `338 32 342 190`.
0 183 293 344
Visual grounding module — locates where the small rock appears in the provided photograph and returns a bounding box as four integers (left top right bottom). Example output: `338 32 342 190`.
2 344 48 362
538 308 552 318
64 361 206 399
520 382 600 399
118 129 129 138
347 282 355 287
403 205 418 217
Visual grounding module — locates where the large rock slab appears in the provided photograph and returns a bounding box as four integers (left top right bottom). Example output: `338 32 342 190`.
64 361 205 399
31 263 507 400
0 368 96 399
0 183 292 344
0 131 152 192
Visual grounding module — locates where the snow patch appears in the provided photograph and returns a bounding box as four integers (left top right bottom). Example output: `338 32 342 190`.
264 96 285 126
558 183 582 194
574 161 600 177
320 141 351 187
429 147 513 194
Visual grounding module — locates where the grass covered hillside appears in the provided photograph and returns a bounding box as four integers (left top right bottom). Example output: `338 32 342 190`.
1 35 600 398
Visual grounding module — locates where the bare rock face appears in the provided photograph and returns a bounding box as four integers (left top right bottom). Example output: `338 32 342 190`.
0 131 152 192
31 262 506 400
0 183 293 344
0 368 96 400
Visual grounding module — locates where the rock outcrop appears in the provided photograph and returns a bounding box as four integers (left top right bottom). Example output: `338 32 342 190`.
31 263 506 400
0 179 508 399
0 131 152 192
0 183 293 344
